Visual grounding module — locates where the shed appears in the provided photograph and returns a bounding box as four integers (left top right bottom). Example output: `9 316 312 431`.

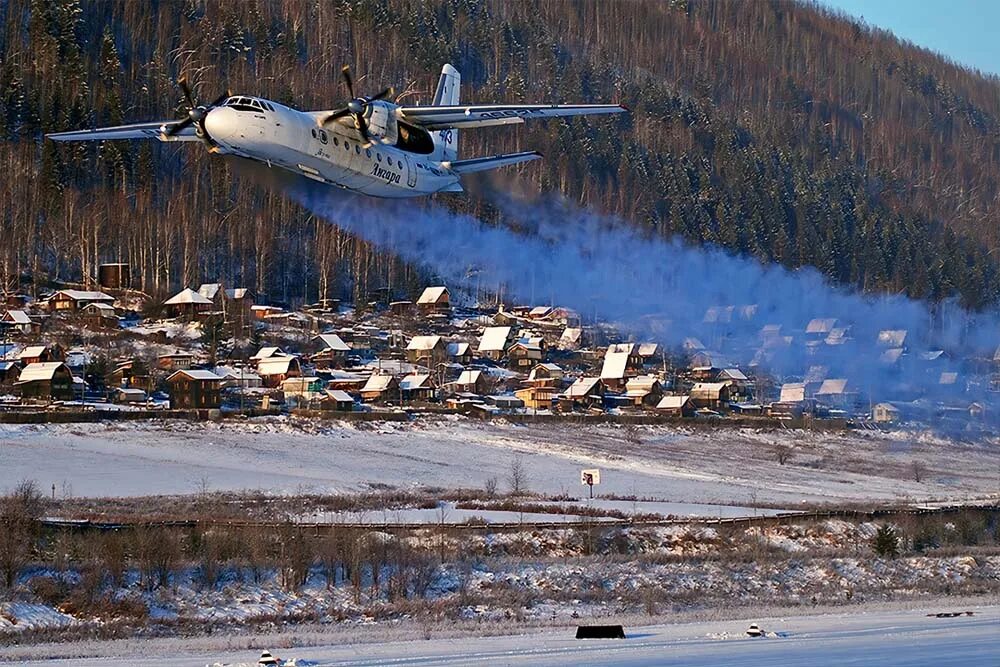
164 288 213 318
360 373 399 402
624 375 663 407
872 402 900 424
447 369 488 395
400 373 435 400
319 389 355 412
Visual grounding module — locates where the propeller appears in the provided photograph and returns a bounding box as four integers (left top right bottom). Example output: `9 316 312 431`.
166 76 229 143
321 65 393 144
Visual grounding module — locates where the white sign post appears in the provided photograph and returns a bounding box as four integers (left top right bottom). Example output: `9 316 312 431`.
581 468 601 499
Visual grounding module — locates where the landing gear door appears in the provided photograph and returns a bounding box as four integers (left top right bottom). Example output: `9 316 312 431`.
404 155 417 188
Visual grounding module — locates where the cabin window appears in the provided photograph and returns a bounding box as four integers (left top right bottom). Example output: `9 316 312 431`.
318 130 328 144
398 159 403 168
376 153 382 162
355 145 360 154
333 136 339 146
311 129 317 138
344 141 350 151
366 148 371 158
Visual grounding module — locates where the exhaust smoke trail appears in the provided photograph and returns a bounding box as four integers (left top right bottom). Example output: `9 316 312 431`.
290 177 999 404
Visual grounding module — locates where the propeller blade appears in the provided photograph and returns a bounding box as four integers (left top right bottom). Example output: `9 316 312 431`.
354 113 370 141
178 76 195 108
165 117 194 136
321 107 351 126
341 65 355 99
370 87 394 102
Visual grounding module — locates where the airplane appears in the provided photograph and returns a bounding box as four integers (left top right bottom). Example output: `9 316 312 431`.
46 63 627 198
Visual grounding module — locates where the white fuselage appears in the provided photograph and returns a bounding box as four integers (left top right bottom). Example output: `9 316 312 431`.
202 98 459 198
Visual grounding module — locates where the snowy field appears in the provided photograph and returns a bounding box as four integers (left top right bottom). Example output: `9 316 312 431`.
1 418 998 506
7 605 997 666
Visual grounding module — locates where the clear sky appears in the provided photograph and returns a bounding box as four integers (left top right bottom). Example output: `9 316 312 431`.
822 0 1000 77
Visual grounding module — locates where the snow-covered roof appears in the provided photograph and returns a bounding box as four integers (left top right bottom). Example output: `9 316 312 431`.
213 365 262 381
15 362 67 383
529 306 552 318
806 318 837 334
826 327 851 345
407 335 442 351
558 327 582 349
362 373 396 393
455 370 483 386
51 290 113 302
167 369 222 382
83 302 115 313
400 374 432 391
325 389 354 402
703 305 734 323
816 378 849 395
625 375 660 393
939 371 958 385
251 346 286 360
164 288 212 306
880 348 904 364
717 368 747 381
447 342 470 357
314 333 350 352
656 395 689 409
637 343 659 357
16 346 47 360
416 286 449 304
608 343 635 355
3 310 31 324
804 365 828 384
225 288 250 300
682 337 705 351
565 376 602 398
478 326 512 352
197 283 222 300
877 329 907 347
257 356 299 375
689 382 729 400
601 350 630 380
779 383 806 402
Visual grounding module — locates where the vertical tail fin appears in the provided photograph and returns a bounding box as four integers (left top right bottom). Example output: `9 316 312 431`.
432 63 460 161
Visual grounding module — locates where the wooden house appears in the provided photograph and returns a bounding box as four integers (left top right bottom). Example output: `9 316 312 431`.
447 369 488 395
624 375 664 408
46 290 114 313
257 355 302 388
405 335 448 365
400 373 435 401
157 353 194 371
688 382 731 409
164 288 213 319
478 326 513 361
515 385 556 410
506 339 543 369
82 302 119 329
1 310 38 335
600 350 631 391
561 376 605 409
17 344 65 365
0 361 21 386
310 333 351 369
360 373 399 403
166 369 223 409
416 286 450 314
447 342 473 365
213 365 263 388
656 395 693 417
319 389 355 412
14 362 75 401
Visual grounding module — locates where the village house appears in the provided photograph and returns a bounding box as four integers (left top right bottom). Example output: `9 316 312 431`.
166 369 223 409
506 339 543 369
360 373 399 403
515 384 556 410
197 283 226 311
716 368 751 401
389 300 415 316
405 335 448 365
446 369 488 395
251 304 284 320
528 362 564 385
251 346 288 362
310 333 351 369
319 389 355 412
872 402 901 424
447 342 473 365
107 360 154 392
561 376 605 410
113 387 148 405
478 326 513 361
877 329 908 349
656 394 694 417
46 290 115 313
225 288 255 320
1 310 38 335
558 327 583 350
257 355 302 388
400 373 435 401
14 362 75 401
281 376 326 404
815 378 858 412
416 286 450 314
769 382 812 418
0 360 20 386
600 349 632 391
17 344 65 365
81 302 119 329
164 288 213 319
624 375 664 408
688 382 732 410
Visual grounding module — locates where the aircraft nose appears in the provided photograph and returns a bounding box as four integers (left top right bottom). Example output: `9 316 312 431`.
203 106 234 144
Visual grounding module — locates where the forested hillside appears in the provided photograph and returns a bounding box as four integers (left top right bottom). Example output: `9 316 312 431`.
1 0 999 308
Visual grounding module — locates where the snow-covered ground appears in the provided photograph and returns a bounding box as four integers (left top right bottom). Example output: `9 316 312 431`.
6 604 997 666
2 418 998 505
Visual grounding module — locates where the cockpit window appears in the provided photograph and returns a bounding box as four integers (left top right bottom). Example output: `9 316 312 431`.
225 96 262 113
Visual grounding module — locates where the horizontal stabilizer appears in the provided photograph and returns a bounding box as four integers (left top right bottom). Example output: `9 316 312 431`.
446 151 543 174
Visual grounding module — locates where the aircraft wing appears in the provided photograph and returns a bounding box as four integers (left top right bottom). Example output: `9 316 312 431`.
396 104 627 130
46 120 197 142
